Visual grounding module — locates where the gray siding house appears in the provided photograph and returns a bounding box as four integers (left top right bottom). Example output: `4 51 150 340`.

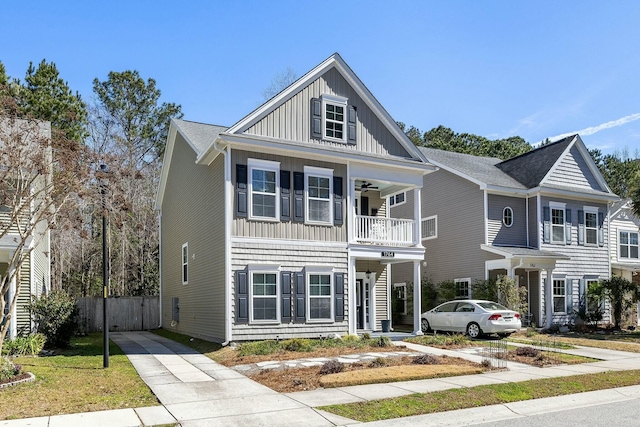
391 135 618 329
156 54 435 343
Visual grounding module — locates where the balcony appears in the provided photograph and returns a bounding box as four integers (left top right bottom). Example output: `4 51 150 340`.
354 215 415 247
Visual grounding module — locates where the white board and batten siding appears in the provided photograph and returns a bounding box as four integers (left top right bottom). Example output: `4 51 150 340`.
160 133 227 343
231 241 349 341
244 68 411 159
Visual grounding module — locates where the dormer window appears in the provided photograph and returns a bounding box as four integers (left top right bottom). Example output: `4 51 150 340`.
311 96 357 144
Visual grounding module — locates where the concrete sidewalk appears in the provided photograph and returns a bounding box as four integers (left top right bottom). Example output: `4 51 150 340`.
3 331 640 426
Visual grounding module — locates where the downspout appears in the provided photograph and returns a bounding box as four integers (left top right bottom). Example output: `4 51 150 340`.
158 211 162 328
525 197 529 248
213 140 232 346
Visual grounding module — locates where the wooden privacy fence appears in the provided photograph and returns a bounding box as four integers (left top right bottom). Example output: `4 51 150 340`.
77 296 160 332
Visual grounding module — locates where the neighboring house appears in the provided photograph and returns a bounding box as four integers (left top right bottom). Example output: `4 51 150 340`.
391 135 618 329
156 53 436 343
0 118 52 339
609 199 640 325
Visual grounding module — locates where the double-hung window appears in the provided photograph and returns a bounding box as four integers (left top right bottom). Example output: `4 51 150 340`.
389 192 406 207
248 158 279 221
585 278 601 313
552 278 566 313
322 95 347 142
250 267 279 322
454 278 471 298
421 215 437 240
550 203 565 244
619 230 639 259
304 166 333 225
584 208 598 245
308 271 332 321
181 243 188 284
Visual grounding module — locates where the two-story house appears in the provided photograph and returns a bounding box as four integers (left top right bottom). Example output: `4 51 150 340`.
156 53 436 343
1 118 52 339
391 136 618 330
609 199 640 325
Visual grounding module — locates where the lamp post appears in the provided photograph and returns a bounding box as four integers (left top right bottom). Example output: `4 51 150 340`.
99 164 110 368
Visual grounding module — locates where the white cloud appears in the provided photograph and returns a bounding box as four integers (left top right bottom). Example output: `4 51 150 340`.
545 112 640 143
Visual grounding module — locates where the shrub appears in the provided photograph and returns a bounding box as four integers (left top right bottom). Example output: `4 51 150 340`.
412 354 439 365
361 333 371 340
370 336 392 348
281 338 314 352
320 360 344 375
2 334 46 356
515 346 540 358
237 340 280 356
0 356 21 381
369 357 388 368
29 291 79 348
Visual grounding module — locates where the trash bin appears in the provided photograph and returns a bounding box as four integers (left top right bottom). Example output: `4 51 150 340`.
381 319 391 333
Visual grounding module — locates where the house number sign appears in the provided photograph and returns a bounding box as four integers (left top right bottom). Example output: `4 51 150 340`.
381 251 395 258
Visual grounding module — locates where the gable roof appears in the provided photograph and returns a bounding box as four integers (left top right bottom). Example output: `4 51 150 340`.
225 53 428 164
421 135 617 200
496 136 574 188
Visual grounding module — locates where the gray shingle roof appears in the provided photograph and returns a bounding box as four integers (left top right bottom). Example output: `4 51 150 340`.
173 119 228 157
496 136 575 188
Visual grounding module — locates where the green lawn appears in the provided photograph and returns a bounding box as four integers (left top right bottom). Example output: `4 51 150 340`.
1 333 157 420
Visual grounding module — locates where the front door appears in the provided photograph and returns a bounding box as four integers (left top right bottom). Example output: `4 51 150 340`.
356 278 371 330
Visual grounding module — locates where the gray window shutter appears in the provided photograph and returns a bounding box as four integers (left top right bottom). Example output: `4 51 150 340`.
579 279 586 311
333 176 343 226
361 196 369 217
236 271 249 324
281 272 292 323
543 206 550 244
578 210 584 245
293 172 305 222
280 170 291 221
334 272 345 321
347 105 357 144
236 164 248 218
294 272 306 323
565 209 572 244
311 98 322 139
566 279 574 314
598 212 605 246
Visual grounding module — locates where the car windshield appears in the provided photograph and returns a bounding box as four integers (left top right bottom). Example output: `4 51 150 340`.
477 302 509 311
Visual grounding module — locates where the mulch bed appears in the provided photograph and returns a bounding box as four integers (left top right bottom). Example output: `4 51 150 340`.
0 372 34 388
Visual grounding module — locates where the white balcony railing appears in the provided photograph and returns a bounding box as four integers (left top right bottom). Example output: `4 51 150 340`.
354 215 415 246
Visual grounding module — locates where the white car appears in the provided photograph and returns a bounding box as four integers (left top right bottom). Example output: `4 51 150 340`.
421 299 522 338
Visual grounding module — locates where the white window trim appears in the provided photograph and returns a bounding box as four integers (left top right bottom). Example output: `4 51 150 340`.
305 266 334 323
552 277 566 314
247 264 281 324
619 229 640 260
549 201 566 245
304 165 333 226
393 282 407 315
421 215 437 240
248 158 280 222
181 243 188 285
584 206 599 246
584 277 601 313
454 278 471 298
503 206 514 228
321 95 348 143
389 192 406 208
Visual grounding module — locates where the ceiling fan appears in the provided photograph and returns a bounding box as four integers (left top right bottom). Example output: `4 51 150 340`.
357 181 379 192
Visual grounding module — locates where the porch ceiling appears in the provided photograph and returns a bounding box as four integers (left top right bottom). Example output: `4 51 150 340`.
481 244 570 261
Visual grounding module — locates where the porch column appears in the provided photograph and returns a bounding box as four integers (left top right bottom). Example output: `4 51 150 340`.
544 268 553 329
348 257 357 335
413 188 421 245
413 260 423 335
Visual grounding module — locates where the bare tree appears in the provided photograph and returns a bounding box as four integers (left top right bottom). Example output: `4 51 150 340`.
262 67 298 101
0 95 89 350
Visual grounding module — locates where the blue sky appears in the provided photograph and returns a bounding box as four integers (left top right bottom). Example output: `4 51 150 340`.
2 1 640 156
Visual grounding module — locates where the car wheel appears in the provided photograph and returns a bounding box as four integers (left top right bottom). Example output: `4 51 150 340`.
497 333 511 338
421 318 431 333
466 322 482 339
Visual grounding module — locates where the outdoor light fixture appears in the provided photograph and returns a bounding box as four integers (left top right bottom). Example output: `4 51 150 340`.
366 269 371 279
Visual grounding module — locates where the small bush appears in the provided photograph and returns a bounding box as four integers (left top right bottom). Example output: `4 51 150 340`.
515 346 540 358
369 357 389 368
370 336 392 348
281 338 314 352
480 359 492 368
342 334 361 343
361 333 371 340
237 340 280 356
412 354 439 365
0 356 21 381
2 334 46 356
320 360 344 375
29 291 79 348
